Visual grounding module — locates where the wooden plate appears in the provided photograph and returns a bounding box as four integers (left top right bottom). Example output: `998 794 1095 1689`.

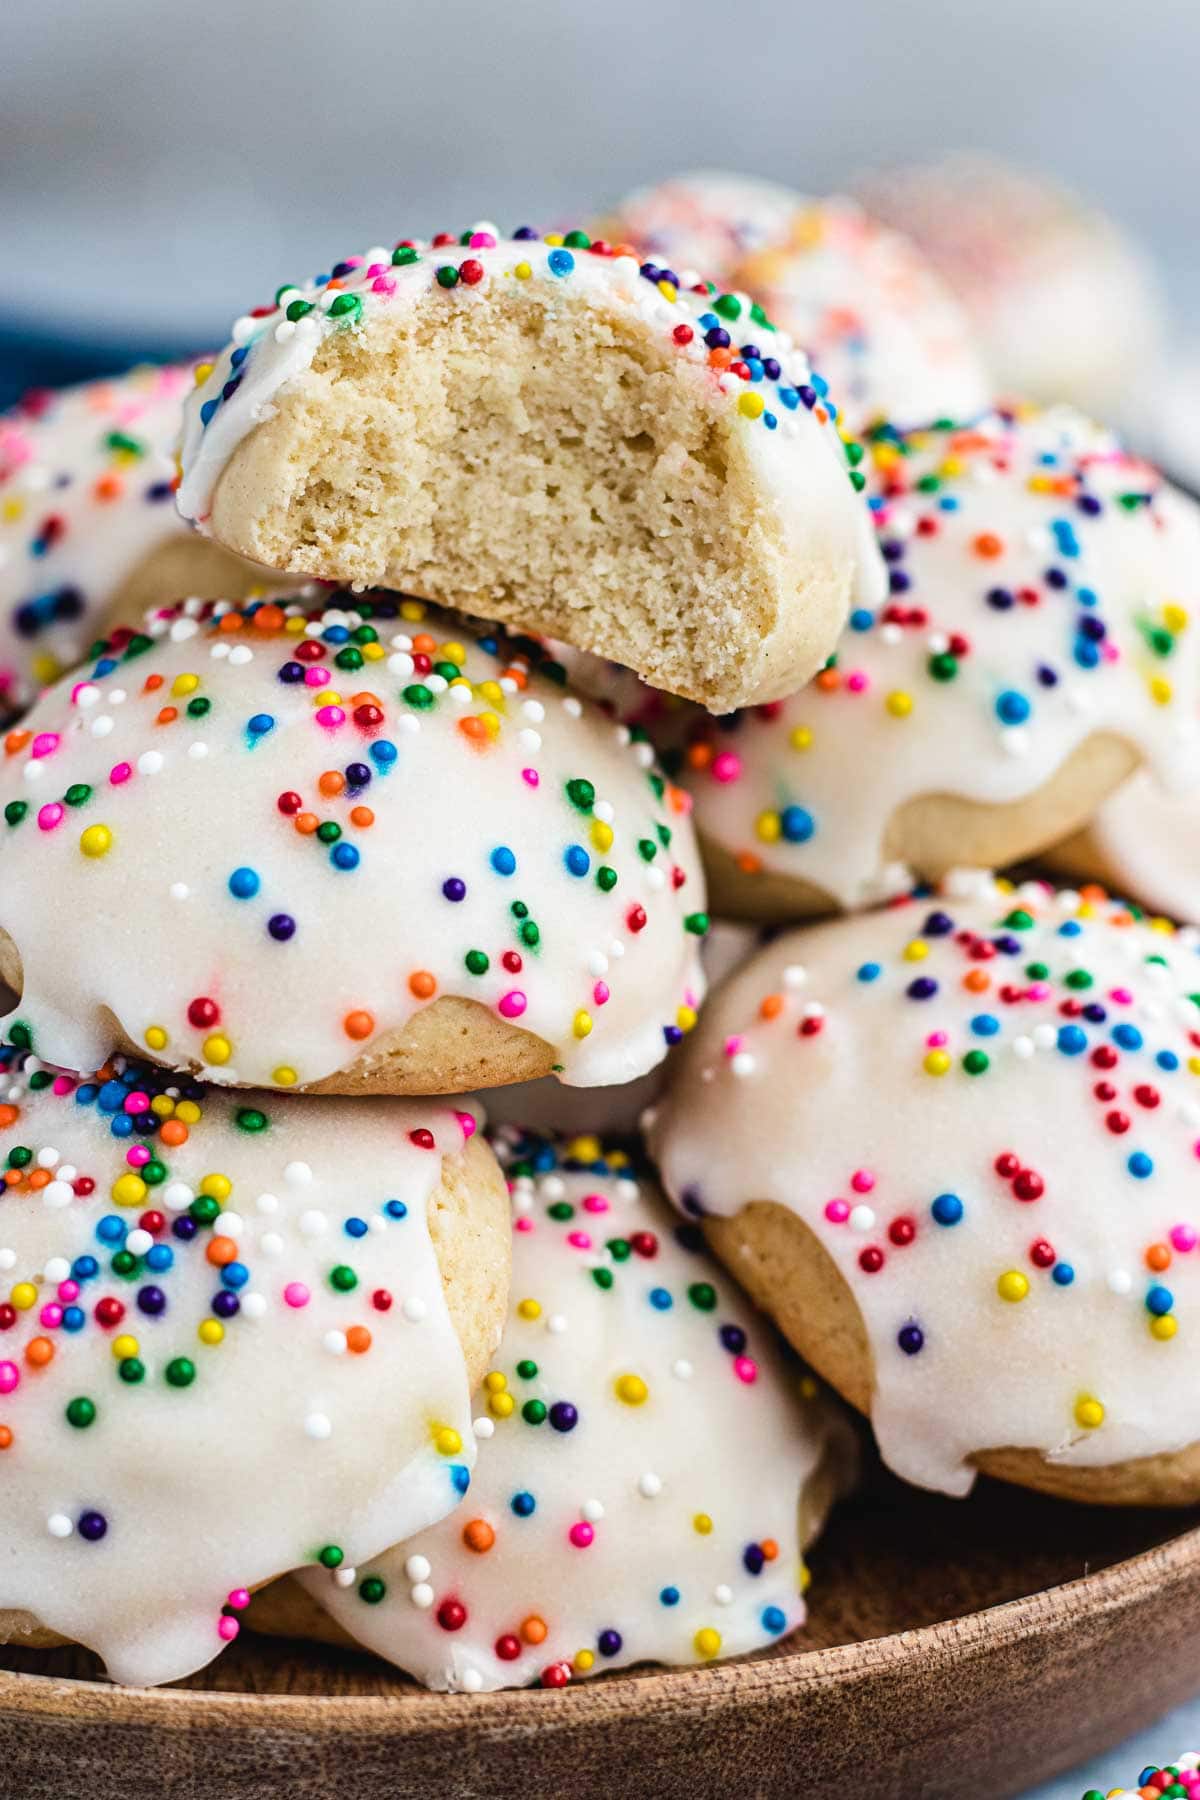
3 1457 1199 1800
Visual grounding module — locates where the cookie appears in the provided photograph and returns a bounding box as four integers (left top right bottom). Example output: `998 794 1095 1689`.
650 873 1200 1505
0 366 265 720
0 1045 509 1684
176 224 884 713
250 1129 851 1689
675 410 1200 919
599 174 990 429
0 594 708 1095
1048 773 1200 926
857 154 1167 436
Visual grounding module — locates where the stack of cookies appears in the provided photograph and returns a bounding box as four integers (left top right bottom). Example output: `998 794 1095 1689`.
1 175 1199 1695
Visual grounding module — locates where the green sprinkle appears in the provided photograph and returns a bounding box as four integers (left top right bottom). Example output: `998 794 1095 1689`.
435 265 459 289
606 1237 631 1262
64 784 92 807
236 1107 268 1133
688 1281 717 1312
519 919 540 948
118 1357 145 1384
358 1575 387 1603
713 293 742 321
165 1357 196 1389
596 866 618 892
5 1146 31 1169
329 1264 358 1293
637 838 657 862
521 1399 547 1425
962 1050 989 1076
403 683 434 709
105 430 145 457
547 1201 574 1222
65 1397 96 1429
1004 909 1035 930
334 647 364 671
186 696 211 718
516 1359 538 1380
684 912 709 936
391 246 419 267
4 801 28 827
465 949 489 976
7 1022 31 1052
328 293 363 322
142 1160 167 1185
591 1267 614 1291
1065 970 1093 990
566 778 595 811
927 652 957 682
318 1544 344 1569
286 299 315 321
189 1195 220 1226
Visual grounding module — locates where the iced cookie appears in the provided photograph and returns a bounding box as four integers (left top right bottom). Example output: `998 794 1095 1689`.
857 154 1166 436
651 874 1200 1505
176 223 884 713
677 410 1200 919
0 366 265 721
0 594 708 1095
600 174 990 429
0 1044 509 1684
1048 773 1200 926
252 1129 851 1689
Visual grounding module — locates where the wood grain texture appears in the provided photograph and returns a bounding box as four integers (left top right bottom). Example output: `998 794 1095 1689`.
1 1460 1198 1799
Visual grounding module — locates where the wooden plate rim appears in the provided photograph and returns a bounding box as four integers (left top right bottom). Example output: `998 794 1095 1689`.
3 1515 1199 1733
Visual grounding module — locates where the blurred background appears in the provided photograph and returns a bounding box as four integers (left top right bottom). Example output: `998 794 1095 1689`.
3 0 1199 404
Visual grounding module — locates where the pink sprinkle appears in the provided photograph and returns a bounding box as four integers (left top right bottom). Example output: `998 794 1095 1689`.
497 990 527 1019
1027 981 1051 1002
470 231 498 249
925 1031 948 1048
365 263 387 279
226 1589 250 1610
593 981 610 1006
454 1110 477 1140
39 1304 63 1329
124 1091 150 1114
0 1363 19 1395
316 705 346 728
846 670 869 693
566 1231 593 1251
1110 986 1133 1006
1101 640 1120 663
304 667 327 688
515 1216 534 1232
57 1281 79 1303
283 1282 310 1309
371 275 396 296
582 1194 609 1215
126 1145 151 1168
217 1617 240 1642
52 1077 74 1096
850 1170 875 1194
825 1199 850 1224
522 767 539 787
31 732 60 759
733 1356 758 1384
568 1522 595 1548
109 762 132 785
711 750 741 784
1171 1224 1198 1253
723 1035 744 1058
36 803 64 832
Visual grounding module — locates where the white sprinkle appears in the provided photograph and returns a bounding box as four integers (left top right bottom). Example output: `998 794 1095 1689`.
473 1416 495 1439
646 866 666 892
228 645 253 666
169 882 190 901
42 1180 74 1210
517 729 542 752
323 1330 348 1355
547 1313 567 1335
638 1472 662 1498
672 1359 694 1380
1032 1023 1058 1050
285 1161 314 1187
47 1514 73 1539
108 688 127 706
1001 728 1030 758
163 1182 194 1210
410 1582 435 1609
1012 1036 1035 1060
43 1256 71 1283
714 1584 734 1606
0 1249 15 1272
137 751 164 776
125 1229 153 1257
74 684 101 708
539 1176 565 1200
256 1192 280 1214
241 1292 267 1319
219 1212 244 1238
730 1052 756 1078
261 1232 284 1257
522 700 545 723
90 715 114 738
405 1554 432 1582
849 1205 875 1232
274 321 297 345
333 1566 357 1588
593 799 614 823
304 1412 332 1440
402 1296 428 1323
782 964 808 989
562 696 583 718
461 1669 484 1693
1107 1268 1133 1296
22 761 44 783
582 1499 604 1523
299 1209 328 1237
169 618 200 643
188 743 209 761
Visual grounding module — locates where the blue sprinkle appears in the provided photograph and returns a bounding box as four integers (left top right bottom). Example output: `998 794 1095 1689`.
146 1245 173 1272
649 1287 673 1310
97 1079 127 1114
450 1465 470 1495
384 1199 408 1221
1128 1151 1154 1180
72 1255 99 1281
61 1306 85 1332
1146 1283 1174 1314
247 713 275 738
857 962 881 982
221 1261 249 1290
659 1586 680 1607
849 608 874 631
344 1216 368 1238
228 866 260 900
761 1605 787 1634
1113 1023 1143 1051
780 805 814 844
564 844 590 877
931 1193 964 1227
778 387 800 410
369 739 398 766
970 1013 1000 1037
109 1115 133 1140
490 845 516 876
1058 920 1082 937
1051 1262 1074 1286
1157 1050 1180 1071
74 1084 99 1107
230 346 248 369
330 842 360 871
1051 519 1081 558
547 248 575 277
199 398 219 427
96 1216 126 1245
511 1490 536 1517
1057 1025 1088 1056
763 411 777 430
995 689 1031 726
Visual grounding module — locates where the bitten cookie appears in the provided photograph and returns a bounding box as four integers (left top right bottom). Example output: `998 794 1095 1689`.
677 409 1200 919
0 1045 509 1684
176 224 884 713
857 154 1167 436
0 367 265 720
251 1129 851 1690
599 174 990 429
650 874 1200 1505
0 594 708 1094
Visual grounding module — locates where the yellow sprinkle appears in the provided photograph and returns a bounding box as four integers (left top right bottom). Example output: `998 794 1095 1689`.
171 673 200 697
111 1173 147 1208
79 824 113 858
514 261 532 280
112 1335 139 1361
199 1173 231 1202
573 1649 595 1672
10 1283 37 1311
1074 1396 1105 1430
614 1373 649 1406
489 1391 515 1419
693 1512 713 1535
885 690 913 718
401 600 426 622
479 710 502 739
477 680 505 705
32 654 62 687
484 1370 507 1393
676 1004 698 1033
938 456 963 478
1164 602 1189 632
202 1034 232 1066
903 940 928 962
694 1627 722 1660
799 1556 811 1594
590 820 614 853
193 362 214 385
441 642 467 665
609 1148 630 1169
1150 1313 1178 1341
516 1298 541 1321
197 1319 225 1347
799 1375 817 1401
175 1100 201 1125
543 232 564 247
657 279 677 302
755 810 781 843
567 1135 602 1163
2 498 25 523
150 1095 174 1119
144 1026 168 1052
923 1050 951 1076
434 1426 462 1456
1150 676 1173 705
362 641 385 661
789 725 813 751
312 688 340 708
573 1010 593 1040
285 615 307 635
737 391 765 420
272 1066 298 1088
997 1270 1029 1303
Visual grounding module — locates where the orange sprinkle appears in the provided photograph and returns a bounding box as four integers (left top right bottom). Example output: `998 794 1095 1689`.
5 731 32 756
759 994 784 1021
1146 1243 1172 1272
686 742 713 770
156 706 179 726
0 1106 18 1129
350 690 383 709
760 1539 779 1562
28 1169 50 1190
3 1171 20 1189
343 1010 375 1041
411 633 436 655
349 805 374 828
159 1119 188 1147
206 1236 238 1268
294 812 319 836
144 674 164 693
253 605 286 632
409 971 437 1000
318 771 345 798
93 473 123 502
521 1615 548 1645
0 1426 13 1450
707 346 733 369
972 532 1004 559
458 716 489 744
218 612 245 633
816 668 841 691
1080 883 1110 904
963 969 990 992
735 851 763 875
345 1325 372 1354
462 1518 496 1554
24 1337 53 1369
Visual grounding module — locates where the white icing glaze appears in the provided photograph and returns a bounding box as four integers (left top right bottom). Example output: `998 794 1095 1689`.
0 1047 480 1684
1070 771 1200 925
603 174 991 429
0 367 196 717
857 155 1167 435
651 875 1200 1497
678 410 1200 909
0 595 707 1091
175 226 884 627
298 1129 846 1690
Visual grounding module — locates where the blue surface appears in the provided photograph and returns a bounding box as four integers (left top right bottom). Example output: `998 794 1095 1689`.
1028 1697 1200 1796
